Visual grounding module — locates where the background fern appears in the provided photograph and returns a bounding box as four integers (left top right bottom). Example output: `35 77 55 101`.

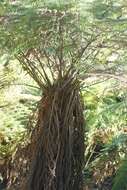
112 159 127 190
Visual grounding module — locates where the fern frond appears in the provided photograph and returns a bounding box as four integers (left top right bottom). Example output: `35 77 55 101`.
112 159 127 190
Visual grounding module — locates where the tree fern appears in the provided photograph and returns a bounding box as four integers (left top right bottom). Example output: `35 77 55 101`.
112 159 127 190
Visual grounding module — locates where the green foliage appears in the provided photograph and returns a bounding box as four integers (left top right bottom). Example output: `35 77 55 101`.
83 79 127 131
91 0 123 20
0 0 79 54
112 159 127 190
0 62 39 159
83 78 127 188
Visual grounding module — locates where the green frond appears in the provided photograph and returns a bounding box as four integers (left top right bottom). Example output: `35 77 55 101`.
112 159 127 190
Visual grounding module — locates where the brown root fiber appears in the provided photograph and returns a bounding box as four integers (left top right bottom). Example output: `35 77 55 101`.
26 76 85 190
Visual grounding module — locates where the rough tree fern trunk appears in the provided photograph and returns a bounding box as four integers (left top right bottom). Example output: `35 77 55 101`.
27 75 85 190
